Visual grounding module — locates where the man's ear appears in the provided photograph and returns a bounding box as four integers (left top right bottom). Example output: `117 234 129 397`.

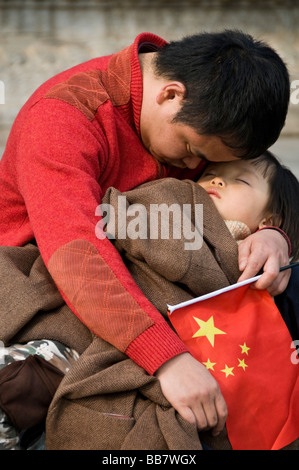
156 81 186 105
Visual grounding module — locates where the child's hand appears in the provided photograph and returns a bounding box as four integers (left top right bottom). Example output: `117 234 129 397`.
237 229 290 296
155 352 227 436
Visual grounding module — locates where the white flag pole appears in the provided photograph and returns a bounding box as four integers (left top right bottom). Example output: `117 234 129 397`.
167 262 299 315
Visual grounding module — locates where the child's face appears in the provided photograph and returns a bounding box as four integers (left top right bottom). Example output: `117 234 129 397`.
198 159 271 233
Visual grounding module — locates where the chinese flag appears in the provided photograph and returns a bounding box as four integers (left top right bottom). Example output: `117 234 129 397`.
168 283 299 450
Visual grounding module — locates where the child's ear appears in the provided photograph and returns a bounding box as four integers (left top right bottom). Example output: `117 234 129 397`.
258 214 280 229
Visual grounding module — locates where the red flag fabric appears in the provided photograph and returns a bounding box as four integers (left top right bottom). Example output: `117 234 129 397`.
168 283 299 450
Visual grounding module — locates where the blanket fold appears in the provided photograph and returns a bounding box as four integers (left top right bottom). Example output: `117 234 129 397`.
0 244 93 353
46 336 203 450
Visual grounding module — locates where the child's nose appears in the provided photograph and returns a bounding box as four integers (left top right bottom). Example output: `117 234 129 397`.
211 176 225 187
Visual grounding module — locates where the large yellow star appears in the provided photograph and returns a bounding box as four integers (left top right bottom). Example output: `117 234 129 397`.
192 315 226 347
221 364 234 377
203 358 216 371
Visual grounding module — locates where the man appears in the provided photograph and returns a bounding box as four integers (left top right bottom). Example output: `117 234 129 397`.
0 30 291 439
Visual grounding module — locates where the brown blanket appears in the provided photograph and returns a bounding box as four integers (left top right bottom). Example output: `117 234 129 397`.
1 179 296 450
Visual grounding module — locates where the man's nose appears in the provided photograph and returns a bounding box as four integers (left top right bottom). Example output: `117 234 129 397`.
211 177 224 187
182 155 202 169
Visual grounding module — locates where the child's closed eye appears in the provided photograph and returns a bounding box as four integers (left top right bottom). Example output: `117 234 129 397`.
236 178 250 185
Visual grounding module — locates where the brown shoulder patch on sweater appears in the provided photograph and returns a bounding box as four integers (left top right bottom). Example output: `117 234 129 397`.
44 70 109 121
44 46 132 121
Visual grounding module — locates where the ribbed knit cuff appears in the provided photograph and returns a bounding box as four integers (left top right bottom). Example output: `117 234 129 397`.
258 226 291 257
125 321 188 376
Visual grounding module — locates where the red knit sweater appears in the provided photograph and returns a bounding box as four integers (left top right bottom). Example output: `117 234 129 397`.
0 33 204 374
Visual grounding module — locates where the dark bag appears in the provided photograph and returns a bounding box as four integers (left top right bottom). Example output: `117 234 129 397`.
0 354 64 431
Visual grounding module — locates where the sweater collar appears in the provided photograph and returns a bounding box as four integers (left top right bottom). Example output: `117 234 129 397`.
130 33 167 137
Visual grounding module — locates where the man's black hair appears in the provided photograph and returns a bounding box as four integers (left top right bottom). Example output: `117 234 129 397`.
154 30 290 159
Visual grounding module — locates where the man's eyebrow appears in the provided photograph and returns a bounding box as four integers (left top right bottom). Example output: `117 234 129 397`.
193 149 209 161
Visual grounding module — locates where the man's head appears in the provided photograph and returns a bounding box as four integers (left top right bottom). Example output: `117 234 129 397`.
150 30 290 161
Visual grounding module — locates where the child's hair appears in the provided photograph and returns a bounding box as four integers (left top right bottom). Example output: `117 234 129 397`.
251 150 299 260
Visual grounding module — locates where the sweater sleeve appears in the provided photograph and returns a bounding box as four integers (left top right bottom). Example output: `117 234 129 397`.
16 99 187 375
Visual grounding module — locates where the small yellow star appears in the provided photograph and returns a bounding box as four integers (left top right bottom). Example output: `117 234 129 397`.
203 358 216 371
192 316 226 347
237 358 248 371
221 364 234 377
239 342 250 355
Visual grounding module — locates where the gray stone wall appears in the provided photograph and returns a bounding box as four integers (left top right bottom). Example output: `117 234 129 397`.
0 0 298 174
